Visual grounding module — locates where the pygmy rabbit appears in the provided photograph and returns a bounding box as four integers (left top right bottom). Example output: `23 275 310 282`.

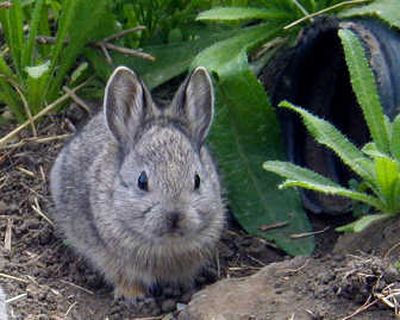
50 66 225 298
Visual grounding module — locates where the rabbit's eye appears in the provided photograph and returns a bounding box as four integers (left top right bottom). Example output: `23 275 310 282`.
194 173 201 190
138 171 148 191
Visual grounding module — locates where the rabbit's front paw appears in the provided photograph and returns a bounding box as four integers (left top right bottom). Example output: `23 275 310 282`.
114 281 147 300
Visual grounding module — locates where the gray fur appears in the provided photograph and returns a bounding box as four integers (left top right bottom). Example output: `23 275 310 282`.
50 66 225 297
0 286 7 320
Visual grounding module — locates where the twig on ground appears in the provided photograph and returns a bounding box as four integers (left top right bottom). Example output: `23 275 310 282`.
290 226 329 239
0 272 29 284
94 42 155 61
31 197 54 227
259 220 289 232
62 86 91 113
99 42 113 64
384 242 400 259
280 259 309 274
5 293 28 304
65 301 78 317
12 81 37 137
16 166 35 177
4 217 13 251
0 134 71 150
101 26 146 42
340 295 379 320
59 280 94 295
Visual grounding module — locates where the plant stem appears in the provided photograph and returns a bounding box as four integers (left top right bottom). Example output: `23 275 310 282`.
284 0 370 30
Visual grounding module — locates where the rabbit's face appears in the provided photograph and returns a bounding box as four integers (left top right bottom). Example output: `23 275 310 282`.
103 66 224 250
113 125 222 245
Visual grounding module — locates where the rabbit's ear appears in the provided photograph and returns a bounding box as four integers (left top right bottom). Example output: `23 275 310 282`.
104 66 156 144
170 67 214 146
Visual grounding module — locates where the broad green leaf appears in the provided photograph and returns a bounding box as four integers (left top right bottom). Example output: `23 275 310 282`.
263 160 382 209
196 7 288 23
279 101 374 183
339 29 390 153
391 115 400 160
336 213 388 233
374 156 400 213
194 24 314 256
340 0 400 30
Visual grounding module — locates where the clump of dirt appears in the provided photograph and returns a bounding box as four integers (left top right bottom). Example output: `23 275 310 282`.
180 254 400 319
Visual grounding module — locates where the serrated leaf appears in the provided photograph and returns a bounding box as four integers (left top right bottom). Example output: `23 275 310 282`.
339 29 390 154
263 160 382 209
339 0 400 30
279 101 374 183
196 7 287 23
336 213 388 233
361 142 388 159
193 24 314 256
374 155 400 212
391 115 400 160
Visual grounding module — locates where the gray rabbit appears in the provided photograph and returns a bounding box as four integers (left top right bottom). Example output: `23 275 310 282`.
50 66 225 298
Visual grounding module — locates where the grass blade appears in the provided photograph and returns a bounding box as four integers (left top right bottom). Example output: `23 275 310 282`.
339 28 390 153
196 7 288 23
22 0 44 67
0 0 24 77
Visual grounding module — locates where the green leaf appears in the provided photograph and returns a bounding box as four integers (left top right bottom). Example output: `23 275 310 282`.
196 7 287 23
339 0 400 30
48 0 113 100
339 29 390 154
193 24 314 256
0 0 24 77
391 115 400 160
279 101 374 183
336 213 388 233
22 0 44 68
374 155 400 213
87 26 239 90
263 160 383 209
25 61 50 79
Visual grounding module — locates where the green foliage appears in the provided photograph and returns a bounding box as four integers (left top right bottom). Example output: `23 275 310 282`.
340 0 400 29
193 24 314 255
264 30 400 233
0 0 113 122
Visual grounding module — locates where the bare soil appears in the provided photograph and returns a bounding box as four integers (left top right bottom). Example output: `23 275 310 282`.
1 102 399 319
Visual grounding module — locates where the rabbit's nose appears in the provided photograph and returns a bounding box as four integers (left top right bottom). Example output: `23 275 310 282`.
166 211 181 230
